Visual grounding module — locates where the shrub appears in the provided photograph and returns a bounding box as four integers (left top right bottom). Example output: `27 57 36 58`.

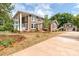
0 38 15 47
0 40 10 47
0 26 5 31
11 29 19 33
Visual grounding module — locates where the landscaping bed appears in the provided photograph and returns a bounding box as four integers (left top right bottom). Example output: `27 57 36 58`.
0 32 62 56
0 34 26 52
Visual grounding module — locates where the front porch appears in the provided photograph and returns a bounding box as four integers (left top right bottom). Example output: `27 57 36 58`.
19 12 31 32
14 12 32 32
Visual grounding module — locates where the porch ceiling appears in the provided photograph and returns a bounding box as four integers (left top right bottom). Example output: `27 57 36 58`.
20 12 29 17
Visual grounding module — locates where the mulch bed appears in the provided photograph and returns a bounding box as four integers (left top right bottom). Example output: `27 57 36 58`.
0 35 26 51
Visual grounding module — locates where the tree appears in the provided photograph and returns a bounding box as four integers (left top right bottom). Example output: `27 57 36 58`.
43 15 51 31
0 3 14 31
72 15 79 30
49 13 74 28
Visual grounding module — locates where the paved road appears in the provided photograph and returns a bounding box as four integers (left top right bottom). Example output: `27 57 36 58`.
11 32 79 56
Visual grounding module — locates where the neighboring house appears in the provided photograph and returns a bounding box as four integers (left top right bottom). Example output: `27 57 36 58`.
63 23 77 31
50 20 59 32
13 11 44 32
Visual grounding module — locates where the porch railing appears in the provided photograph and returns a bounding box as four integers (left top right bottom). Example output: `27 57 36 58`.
22 23 28 30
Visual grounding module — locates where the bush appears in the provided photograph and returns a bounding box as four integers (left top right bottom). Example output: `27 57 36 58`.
4 23 14 31
11 29 19 33
0 38 15 47
0 26 5 31
0 18 14 32
0 24 14 32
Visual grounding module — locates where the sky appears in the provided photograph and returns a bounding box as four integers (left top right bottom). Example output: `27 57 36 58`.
12 3 79 18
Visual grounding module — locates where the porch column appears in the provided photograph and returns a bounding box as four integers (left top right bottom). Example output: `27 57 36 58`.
50 24 52 32
19 13 22 31
27 15 31 31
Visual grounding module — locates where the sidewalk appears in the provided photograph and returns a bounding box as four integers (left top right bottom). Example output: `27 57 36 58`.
11 32 79 56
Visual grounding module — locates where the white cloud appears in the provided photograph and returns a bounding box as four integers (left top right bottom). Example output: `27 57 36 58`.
36 9 45 16
70 4 79 16
12 3 26 16
74 5 79 8
71 10 79 16
12 3 54 18
74 3 79 9
37 4 51 10
34 4 53 18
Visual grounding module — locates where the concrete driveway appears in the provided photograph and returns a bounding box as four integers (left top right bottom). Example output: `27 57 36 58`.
11 32 79 56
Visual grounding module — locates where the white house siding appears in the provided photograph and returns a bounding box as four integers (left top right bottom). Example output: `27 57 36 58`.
14 19 19 31
51 20 58 32
13 11 44 32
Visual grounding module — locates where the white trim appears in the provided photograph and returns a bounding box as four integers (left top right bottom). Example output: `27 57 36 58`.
28 15 30 31
32 16 36 22
31 23 37 29
14 19 19 30
19 13 22 31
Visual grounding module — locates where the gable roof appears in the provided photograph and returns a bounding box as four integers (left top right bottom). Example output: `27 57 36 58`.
64 22 72 25
51 20 59 25
13 11 44 19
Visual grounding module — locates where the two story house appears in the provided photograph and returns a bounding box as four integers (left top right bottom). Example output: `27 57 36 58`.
13 11 44 32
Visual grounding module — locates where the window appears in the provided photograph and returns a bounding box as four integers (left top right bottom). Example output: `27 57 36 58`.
15 25 19 29
38 18 41 21
31 23 37 29
15 21 18 24
31 24 33 28
14 20 19 26
32 16 36 21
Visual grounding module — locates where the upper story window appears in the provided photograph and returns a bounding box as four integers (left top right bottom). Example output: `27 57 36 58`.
32 16 36 21
38 18 41 21
15 16 19 20
14 20 19 25
38 18 43 21
15 21 18 24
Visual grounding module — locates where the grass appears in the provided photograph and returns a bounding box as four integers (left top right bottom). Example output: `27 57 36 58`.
0 32 62 56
